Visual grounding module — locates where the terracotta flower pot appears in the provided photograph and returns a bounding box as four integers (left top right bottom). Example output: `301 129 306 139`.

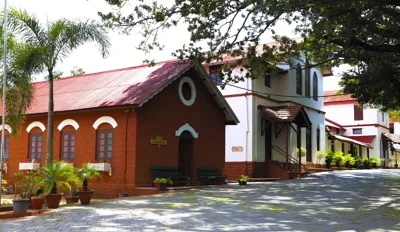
30 197 45 209
65 196 80 204
77 191 94 205
155 182 167 191
45 194 63 209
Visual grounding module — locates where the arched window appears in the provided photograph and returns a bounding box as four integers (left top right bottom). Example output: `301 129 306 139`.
313 72 318 101
93 116 117 161
305 60 310 97
296 64 302 95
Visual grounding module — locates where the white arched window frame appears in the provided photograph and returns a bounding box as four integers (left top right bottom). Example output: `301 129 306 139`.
26 121 46 133
92 116 118 129
57 119 80 131
175 123 199 138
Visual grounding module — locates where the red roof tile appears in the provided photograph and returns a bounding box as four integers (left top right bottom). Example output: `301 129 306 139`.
18 62 191 114
347 135 376 145
0 61 239 125
324 90 354 103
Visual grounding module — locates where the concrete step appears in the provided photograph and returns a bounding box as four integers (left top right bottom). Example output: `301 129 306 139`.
307 168 334 173
249 178 282 182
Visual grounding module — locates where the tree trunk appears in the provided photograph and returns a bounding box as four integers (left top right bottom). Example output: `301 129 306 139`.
83 178 88 192
46 73 54 164
51 183 57 194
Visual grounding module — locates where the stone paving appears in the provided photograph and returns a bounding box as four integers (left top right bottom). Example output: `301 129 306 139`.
1 169 400 232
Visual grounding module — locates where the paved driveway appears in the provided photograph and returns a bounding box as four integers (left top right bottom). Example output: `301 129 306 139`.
2 169 400 232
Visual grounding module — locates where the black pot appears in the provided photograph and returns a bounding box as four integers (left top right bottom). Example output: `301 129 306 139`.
325 162 331 169
13 199 30 213
238 180 247 185
119 193 129 198
395 164 399 168
364 162 370 169
336 162 340 168
345 162 350 168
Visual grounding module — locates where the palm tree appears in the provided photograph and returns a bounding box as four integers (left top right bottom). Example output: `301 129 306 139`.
0 27 34 134
7 9 111 164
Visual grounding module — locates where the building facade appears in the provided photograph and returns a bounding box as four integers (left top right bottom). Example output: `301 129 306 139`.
204 57 326 180
1 62 238 198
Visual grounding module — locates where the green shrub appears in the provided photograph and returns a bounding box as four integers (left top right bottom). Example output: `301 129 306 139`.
333 151 344 166
369 156 381 166
238 175 250 182
325 151 334 164
153 178 173 185
343 154 355 166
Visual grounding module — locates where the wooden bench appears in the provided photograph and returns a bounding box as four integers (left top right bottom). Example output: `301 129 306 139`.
150 166 190 185
197 167 227 185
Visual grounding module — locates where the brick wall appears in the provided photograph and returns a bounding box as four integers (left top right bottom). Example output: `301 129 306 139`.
136 70 226 186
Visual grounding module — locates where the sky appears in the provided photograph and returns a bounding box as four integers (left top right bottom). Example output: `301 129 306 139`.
8 0 303 82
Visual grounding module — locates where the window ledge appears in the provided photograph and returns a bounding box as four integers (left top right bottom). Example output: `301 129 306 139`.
88 162 112 176
19 162 40 170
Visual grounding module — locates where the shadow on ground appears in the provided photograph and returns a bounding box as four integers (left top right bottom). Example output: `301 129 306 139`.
2 169 400 232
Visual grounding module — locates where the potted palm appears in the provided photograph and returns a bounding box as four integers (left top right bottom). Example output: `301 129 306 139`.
237 175 250 185
296 147 307 159
343 154 355 168
363 158 371 169
38 161 79 209
76 163 101 205
153 178 172 191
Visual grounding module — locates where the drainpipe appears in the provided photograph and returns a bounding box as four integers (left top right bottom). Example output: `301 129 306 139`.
123 109 131 193
245 78 250 176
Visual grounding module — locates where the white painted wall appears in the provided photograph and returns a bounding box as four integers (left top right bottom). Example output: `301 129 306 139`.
394 122 400 134
224 96 253 162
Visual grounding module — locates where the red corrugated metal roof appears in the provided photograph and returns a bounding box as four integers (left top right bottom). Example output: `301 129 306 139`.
347 135 376 145
324 90 354 103
1 61 192 115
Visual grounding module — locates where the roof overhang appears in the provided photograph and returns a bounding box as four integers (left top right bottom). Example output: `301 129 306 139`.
331 134 372 148
382 133 400 144
258 104 311 128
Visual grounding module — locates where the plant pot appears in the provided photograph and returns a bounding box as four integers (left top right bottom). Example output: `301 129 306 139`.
364 163 370 169
30 197 45 210
395 164 398 168
65 196 80 204
45 194 63 209
325 162 331 169
155 182 167 191
372 163 377 168
345 162 350 168
336 162 340 168
238 180 247 185
119 193 129 198
77 191 94 205
13 199 30 213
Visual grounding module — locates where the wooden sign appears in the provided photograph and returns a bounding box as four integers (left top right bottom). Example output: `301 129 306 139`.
151 136 167 148
232 146 243 152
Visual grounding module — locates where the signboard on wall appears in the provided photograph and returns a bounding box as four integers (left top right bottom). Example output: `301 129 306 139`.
151 136 167 148
231 146 243 152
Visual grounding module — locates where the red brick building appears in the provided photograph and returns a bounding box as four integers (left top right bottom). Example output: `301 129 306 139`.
1 61 238 198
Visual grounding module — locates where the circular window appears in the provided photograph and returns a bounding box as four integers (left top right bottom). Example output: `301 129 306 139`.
182 82 192 101
179 76 196 106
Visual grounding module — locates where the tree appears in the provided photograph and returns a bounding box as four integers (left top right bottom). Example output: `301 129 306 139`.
70 66 85 76
8 9 111 164
0 28 34 135
100 0 400 111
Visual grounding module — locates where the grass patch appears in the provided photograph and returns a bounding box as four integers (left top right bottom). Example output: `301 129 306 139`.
387 177 400 182
254 205 285 212
336 210 348 215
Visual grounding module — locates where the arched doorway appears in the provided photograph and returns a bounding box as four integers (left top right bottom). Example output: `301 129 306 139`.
179 131 193 179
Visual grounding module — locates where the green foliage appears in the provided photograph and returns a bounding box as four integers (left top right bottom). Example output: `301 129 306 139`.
333 151 344 163
12 170 42 199
153 178 172 185
343 154 355 166
101 0 400 110
6 8 111 164
76 163 101 180
70 66 85 76
324 151 334 164
38 161 80 194
363 158 371 167
296 147 307 157
369 157 381 166
238 175 250 182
